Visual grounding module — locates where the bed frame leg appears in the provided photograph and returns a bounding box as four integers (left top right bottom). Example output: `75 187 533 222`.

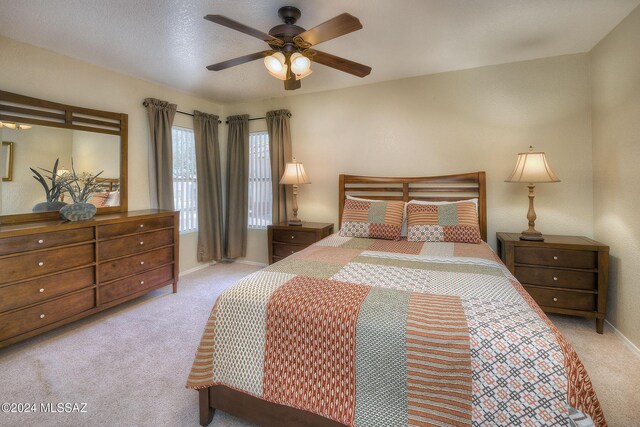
199 388 215 426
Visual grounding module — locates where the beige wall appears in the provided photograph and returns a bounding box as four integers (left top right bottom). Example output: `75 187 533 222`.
0 36 223 273
591 6 640 347
226 54 594 265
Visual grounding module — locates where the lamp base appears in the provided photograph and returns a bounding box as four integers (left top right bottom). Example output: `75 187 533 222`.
288 218 303 226
519 231 544 241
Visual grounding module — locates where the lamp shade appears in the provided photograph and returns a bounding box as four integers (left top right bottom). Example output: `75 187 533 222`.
280 161 311 185
505 146 560 183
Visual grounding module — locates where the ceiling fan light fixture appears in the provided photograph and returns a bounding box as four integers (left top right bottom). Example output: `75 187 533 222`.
294 68 312 80
290 52 311 75
264 52 287 75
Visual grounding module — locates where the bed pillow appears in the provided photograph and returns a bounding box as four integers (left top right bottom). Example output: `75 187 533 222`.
340 198 405 240
88 192 109 208
406 200 481 243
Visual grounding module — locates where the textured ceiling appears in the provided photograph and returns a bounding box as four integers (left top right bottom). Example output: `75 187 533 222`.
0 0 638 103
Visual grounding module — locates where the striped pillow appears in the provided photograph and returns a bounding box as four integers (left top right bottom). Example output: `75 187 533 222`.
340 199 405 240
406 201 481 243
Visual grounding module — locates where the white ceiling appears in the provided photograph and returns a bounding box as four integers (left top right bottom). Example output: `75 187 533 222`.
0 0 638 103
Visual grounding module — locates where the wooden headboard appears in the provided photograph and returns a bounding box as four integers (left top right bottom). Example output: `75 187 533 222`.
339 172 487 242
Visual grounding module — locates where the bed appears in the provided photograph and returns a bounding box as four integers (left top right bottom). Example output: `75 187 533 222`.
187 172 605 427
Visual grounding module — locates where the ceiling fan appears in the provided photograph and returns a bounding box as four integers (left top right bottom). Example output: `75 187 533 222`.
204 6 372 90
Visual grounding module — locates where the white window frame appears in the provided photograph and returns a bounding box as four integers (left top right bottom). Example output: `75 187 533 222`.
248 131 272 229
172 126 198 234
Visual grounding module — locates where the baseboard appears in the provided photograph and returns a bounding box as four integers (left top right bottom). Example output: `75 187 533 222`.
179 262 215 277
605 320 640 359
235 259 268 268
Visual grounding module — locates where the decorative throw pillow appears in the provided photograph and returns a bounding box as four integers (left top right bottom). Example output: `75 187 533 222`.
406 201 481 243
340 198 405 240
88 192 109 208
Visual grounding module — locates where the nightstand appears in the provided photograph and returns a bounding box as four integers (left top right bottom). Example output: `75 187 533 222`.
497 232 609 334
268 222 334 264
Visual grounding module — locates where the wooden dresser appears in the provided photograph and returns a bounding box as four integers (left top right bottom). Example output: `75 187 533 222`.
497 232 609 333
0 210 179 348
268 222 334 264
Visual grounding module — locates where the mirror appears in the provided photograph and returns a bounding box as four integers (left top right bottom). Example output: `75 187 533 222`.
0 125 120 215
0 90 128 224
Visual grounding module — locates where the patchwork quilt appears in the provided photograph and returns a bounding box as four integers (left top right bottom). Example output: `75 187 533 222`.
188 234 606 427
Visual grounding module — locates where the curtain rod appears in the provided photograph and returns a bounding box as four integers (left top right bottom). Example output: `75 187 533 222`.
141 101 222 123
225 112 292 124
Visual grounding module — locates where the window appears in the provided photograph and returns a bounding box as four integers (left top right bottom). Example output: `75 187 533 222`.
248 131 272 229
172 127 198 233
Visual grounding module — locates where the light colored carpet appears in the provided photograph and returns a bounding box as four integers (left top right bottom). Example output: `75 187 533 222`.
0 263 638 426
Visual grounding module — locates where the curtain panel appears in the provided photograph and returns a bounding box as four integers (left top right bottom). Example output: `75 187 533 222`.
266 109 293 224
145 98 177 210
224 115 250 259
193 111 224 262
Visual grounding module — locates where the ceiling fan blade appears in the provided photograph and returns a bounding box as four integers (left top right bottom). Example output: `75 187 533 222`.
297 13 362 46
311 50 371 78
204 15 284 46
206 51 271 71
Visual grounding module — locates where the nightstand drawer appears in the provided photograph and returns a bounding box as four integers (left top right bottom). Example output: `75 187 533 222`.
515 247 597 269
524 286 596 311
273 243 306 258
515 266 596 290
272 229 318 245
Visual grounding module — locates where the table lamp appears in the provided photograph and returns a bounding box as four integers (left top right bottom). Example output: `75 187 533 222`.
505 146 560 241
279 158 311 226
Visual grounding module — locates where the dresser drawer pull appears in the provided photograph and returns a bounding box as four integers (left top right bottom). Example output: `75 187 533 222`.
553 297 558 302
553 256 558 260
553 277 558 281
291 250 295 254
290 235 295 239
38 239 44 244
140 241 144 245
140 280 145 285
140 261 145 265
38 261 44 267
39 314 45 319
39 288 45 293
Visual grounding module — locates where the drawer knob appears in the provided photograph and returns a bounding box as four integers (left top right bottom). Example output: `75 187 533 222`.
291 250 295 254
140 241 144 245
553 256 558 260
553 297 558 302
140 280 145 285
290 235 295 239
38 261 44 267
139 224 145 228
140 261 145 265
40 314 45 319
553 276 558 281
38 239 44 244
39 288 45 293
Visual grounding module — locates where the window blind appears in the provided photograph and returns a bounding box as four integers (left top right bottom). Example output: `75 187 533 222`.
172 127 198 233
248 131 272 229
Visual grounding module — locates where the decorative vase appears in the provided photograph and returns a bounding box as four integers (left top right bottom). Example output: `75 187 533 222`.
32 201 67 212
59 202 97 221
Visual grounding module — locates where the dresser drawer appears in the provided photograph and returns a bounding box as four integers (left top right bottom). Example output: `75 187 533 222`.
0 267 95 313
272 229 318 245
515 247 597 269
524 286 596 311
515 266 597 290
98 216 174 239
99 246 173 283
272 243 307 258
99 229 174 261
100 265 174 304
0 289 95 341
0 227 94 257
0 244 95 285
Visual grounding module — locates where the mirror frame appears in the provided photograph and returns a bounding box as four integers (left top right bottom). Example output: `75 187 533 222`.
0 90 128 224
